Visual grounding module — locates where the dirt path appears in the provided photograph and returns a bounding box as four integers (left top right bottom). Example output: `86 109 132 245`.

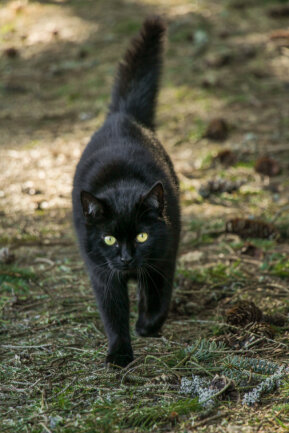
0 1 288 432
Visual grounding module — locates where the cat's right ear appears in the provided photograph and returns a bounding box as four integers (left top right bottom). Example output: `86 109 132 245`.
80 191 104 221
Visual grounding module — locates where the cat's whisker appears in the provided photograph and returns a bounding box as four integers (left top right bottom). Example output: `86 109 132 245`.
144 262 172 288
103 268 115 307
137 264 162 304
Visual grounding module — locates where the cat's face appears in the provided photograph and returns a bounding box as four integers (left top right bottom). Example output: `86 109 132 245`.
81 182 169 273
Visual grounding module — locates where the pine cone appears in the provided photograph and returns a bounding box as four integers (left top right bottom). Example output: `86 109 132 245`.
226 218 279 240
269 5 289 18
246 322 275 339
4 47 19 58
199 178 244 198
214 149 237 167
255 156 281 177
263 313 287 327
203 118 228 140
225 301 263 326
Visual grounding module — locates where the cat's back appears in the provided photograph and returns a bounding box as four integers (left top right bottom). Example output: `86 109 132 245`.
73 113 178 194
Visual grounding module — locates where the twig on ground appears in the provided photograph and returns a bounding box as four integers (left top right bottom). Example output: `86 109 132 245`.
192 411 230 429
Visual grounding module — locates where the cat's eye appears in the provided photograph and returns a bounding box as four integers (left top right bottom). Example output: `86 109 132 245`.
136 232 148 243
104 235 117 246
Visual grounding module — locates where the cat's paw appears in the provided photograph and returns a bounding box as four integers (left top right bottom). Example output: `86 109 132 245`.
105 350 133 368
135 320 161 337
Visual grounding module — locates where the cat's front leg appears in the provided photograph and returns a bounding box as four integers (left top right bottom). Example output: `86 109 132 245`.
136 266 173 337
92 273 133 367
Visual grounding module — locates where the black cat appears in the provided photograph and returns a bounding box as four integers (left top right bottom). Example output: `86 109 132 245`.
72 17 180 367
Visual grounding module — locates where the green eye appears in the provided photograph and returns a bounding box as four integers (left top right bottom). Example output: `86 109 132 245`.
104 236 117 246
136 232 148 243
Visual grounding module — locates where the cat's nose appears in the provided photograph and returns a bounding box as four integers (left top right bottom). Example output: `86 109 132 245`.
120 256 133 265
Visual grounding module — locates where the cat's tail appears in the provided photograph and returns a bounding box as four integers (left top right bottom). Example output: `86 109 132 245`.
109 16 166 130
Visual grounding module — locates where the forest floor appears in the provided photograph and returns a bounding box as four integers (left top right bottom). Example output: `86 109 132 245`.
0 0 289 432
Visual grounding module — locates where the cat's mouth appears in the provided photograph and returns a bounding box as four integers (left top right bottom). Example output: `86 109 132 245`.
116 264 136 272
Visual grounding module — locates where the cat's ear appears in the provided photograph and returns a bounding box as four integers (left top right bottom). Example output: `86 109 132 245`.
142 181 164 213
80 191 104 220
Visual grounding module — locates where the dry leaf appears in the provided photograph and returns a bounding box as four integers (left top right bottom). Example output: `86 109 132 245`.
246 322 275 339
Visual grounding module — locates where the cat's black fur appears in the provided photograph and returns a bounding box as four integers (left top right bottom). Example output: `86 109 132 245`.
72 17 181 367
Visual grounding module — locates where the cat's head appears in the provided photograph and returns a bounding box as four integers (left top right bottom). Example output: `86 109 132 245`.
80 182 169 272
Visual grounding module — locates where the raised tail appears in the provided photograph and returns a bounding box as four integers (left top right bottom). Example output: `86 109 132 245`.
109 17 166 130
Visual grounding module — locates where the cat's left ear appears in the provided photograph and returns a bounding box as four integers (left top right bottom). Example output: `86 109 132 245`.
80 191 104 221
142 181 164 214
